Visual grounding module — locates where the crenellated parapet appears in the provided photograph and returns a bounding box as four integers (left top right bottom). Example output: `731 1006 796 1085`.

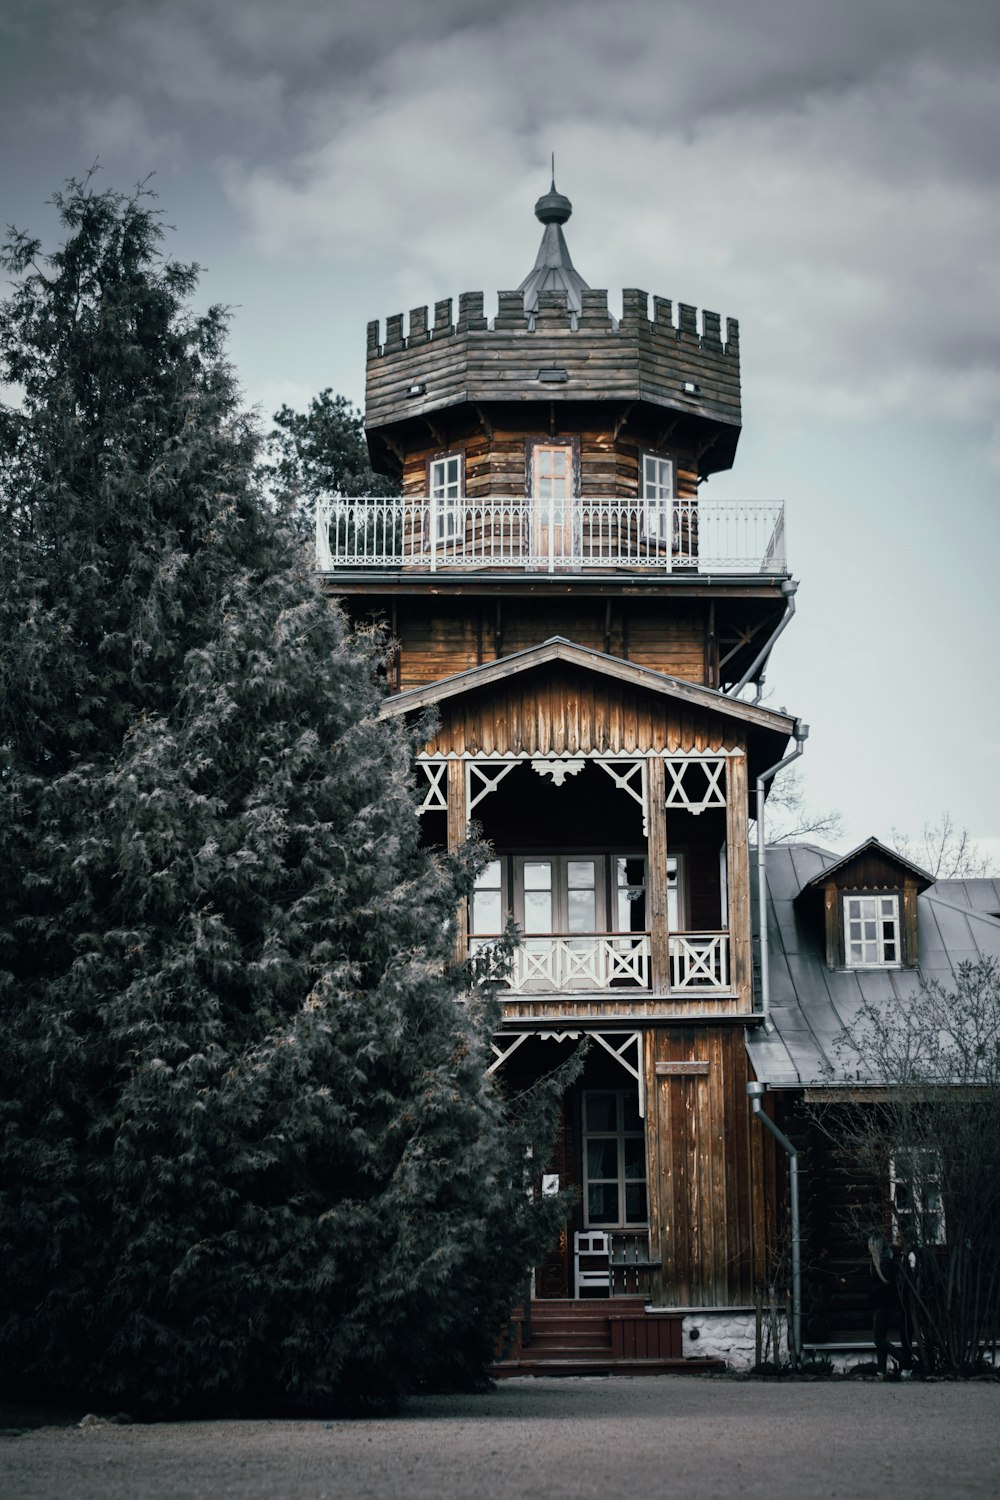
365 287 741 440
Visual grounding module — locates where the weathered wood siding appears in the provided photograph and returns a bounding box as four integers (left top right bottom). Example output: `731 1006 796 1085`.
365 290 741 460
646 1028 780 1307
398 427 701 500
393 599 712 690
421 664 743 757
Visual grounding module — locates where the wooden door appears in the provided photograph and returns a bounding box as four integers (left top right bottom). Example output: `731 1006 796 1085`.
531 444 573 565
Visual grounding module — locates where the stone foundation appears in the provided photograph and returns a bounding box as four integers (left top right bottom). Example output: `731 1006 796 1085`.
681 1309 782 1370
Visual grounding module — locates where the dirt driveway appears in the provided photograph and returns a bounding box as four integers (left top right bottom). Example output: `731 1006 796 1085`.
3 1376 998 1500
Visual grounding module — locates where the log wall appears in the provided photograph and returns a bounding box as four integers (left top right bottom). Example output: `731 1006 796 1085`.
646 1027 780 1307
394 598 712 690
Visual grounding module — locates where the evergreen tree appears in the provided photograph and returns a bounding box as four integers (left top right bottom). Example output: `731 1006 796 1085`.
0 177 563 1415
266 388 400 542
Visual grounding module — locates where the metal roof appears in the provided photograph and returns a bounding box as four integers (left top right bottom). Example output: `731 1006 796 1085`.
798 834 933 891
747 842 1000 1087
518 178 590 324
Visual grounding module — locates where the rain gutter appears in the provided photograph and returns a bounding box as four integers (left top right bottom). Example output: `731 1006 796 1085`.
746 1080 801 1367
728 578 798 699
755 720 808 1029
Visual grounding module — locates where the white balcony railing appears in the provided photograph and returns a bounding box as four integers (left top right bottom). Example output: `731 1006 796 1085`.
473 933 652 993
470 930 731 994
316 497 786 575
668 932 729 990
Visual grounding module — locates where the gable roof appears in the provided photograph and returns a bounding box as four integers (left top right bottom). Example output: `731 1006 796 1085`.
380 636 798 740
747 843 1000 1089
799 835 933 892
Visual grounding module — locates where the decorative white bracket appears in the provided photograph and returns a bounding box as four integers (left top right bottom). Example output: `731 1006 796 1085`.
532 758 585 786
417 760 448 813
487 1032 530 1075
596 759 648 833
488 1028 645 1117
664 756 727 816
467 760 517 813
591 1031 645 1118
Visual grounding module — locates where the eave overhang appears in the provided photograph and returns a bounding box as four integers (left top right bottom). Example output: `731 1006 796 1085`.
380 635 797 763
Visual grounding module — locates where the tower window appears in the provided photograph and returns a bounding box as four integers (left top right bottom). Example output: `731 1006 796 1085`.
428 453 463 541
641 452 674 544
843 893 900 968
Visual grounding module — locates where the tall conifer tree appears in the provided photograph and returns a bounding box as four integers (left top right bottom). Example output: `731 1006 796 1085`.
0 178 563 1414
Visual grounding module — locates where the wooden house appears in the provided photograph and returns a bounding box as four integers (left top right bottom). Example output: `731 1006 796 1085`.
316 180 807 1371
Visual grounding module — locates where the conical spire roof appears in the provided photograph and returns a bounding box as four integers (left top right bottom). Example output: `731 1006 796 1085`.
518 176 589 326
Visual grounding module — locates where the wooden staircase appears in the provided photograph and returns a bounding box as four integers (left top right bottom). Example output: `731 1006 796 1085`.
491 1299 725 1378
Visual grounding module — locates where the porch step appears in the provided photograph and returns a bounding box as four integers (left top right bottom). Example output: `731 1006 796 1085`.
491 1299 726 1378
495 1356 724 1378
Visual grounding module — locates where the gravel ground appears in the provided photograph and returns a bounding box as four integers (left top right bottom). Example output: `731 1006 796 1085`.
2 1377 999 1500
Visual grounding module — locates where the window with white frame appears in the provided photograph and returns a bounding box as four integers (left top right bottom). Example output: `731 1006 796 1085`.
470 853 683 936
583 1089 648 1227
843 893 900 967
641 452 674 545
428 452 463 541
890 1149 946 1246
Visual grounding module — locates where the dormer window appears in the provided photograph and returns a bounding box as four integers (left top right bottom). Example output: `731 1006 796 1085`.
843 893 900 968
798 837 931 972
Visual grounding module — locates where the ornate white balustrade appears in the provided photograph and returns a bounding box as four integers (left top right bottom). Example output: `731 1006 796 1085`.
668 932 729 991
473 934 652 992
316 496 786 575
471 931 731 994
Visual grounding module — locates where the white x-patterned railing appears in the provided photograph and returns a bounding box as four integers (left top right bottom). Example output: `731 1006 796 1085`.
473 933 652 992
472 930 731 993
316 497 786 575
669 932 730 990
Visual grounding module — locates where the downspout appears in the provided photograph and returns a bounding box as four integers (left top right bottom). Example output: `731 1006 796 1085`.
747 1080 801 1367
729 578 798 700
756 720 808 1030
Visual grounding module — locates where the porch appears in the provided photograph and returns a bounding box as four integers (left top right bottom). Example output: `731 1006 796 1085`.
492 1299 724 1377
316 495 786 575
421 752 750 1008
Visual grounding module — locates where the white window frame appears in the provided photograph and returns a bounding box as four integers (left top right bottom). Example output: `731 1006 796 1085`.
428 452 463 541
582 1088 648 1229
890 1149 946 1246
513 855 605 937
641 452 674 545
843 892 901 968
469 853 679 936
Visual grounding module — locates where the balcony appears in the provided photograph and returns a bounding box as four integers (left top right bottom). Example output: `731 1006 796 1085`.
316 496 786 576
471 931 730 996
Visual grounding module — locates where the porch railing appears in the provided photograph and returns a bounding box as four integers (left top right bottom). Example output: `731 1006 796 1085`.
669 931 729 990
471 930 731 994
316 496 786 575
514 934 651 991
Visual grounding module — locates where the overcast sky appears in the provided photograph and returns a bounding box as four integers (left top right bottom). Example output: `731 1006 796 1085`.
2 0 998 862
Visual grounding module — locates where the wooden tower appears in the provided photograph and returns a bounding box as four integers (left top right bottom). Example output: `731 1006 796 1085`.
318 181 798 1331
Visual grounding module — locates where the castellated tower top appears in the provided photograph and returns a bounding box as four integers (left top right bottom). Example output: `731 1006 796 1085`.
364 182 743 480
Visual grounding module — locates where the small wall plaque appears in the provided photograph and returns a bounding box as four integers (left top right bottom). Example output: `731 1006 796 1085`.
655 1061 710 1077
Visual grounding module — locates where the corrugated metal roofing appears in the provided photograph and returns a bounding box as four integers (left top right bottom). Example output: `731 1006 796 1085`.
747 846 1000 1088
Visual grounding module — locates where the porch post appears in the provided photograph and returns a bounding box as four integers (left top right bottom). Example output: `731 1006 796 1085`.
447 759 468 958
645 756 671 996
725 750 751 1006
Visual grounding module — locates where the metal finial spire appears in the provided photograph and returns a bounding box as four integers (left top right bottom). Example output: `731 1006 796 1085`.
519 167 590 325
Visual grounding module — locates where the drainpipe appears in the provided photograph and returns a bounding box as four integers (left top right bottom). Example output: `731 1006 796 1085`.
747 1080 801 1367
756 720 808 1029
729 579 798 700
